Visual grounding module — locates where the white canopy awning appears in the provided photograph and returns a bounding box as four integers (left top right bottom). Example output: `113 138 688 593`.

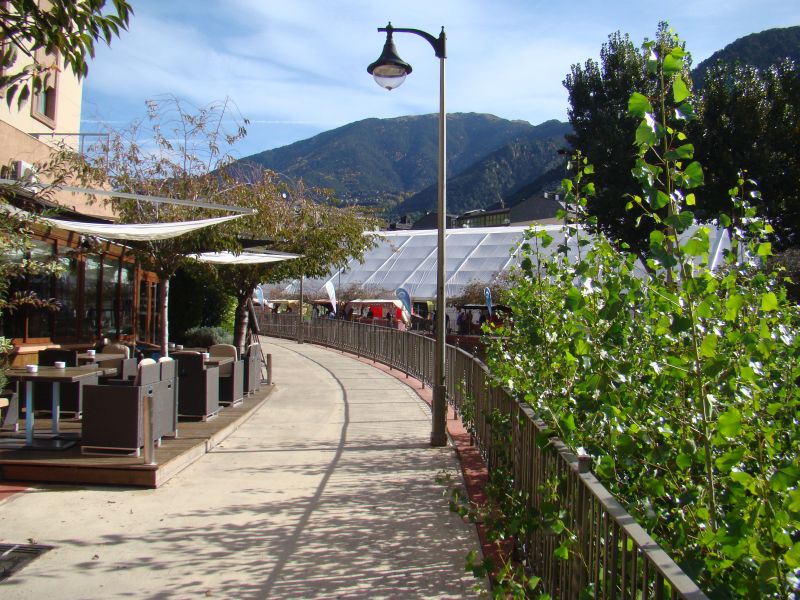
41 213 246 241
191 251 299 265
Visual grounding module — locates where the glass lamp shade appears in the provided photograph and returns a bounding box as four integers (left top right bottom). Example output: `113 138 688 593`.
368 33 412 91
371 64 408 90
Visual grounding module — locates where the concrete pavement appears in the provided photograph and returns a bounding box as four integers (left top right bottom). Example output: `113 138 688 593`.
0 337 481 599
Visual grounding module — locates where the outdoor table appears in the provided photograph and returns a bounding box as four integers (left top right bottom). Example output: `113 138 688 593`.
77 352 126 365
5 366 106 449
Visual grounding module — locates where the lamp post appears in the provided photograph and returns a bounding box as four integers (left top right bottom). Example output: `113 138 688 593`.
368 22 448 447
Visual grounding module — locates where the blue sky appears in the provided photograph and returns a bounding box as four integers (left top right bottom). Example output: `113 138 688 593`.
80 0 799 158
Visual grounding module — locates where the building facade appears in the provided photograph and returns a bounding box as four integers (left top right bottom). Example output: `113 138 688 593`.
1 28 160 361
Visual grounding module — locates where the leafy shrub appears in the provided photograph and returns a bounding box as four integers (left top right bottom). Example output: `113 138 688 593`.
182 326 232 348
485 29 800 598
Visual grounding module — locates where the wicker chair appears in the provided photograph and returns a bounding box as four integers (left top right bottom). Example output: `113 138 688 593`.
101 343 131 358
81 359 175 455
208 344 243 406
172 351 220 420
0 388 19 431
158 357 178 438
242 343 262 395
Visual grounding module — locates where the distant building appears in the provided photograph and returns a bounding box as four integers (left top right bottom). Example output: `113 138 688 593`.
388 214 414 231
411 211 457 230
508 191 563 226
455 208 510 228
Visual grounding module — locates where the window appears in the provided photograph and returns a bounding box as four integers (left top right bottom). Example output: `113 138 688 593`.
83 255 101 337
100 256 120 338
53 253 80 341
30 48 58 127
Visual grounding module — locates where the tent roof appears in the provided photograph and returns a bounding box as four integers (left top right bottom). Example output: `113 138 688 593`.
192 251 298 264
267 224 731 301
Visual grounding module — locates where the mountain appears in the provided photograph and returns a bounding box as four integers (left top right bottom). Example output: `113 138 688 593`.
393 120 570 216
236 113 570 214
693 26 800 87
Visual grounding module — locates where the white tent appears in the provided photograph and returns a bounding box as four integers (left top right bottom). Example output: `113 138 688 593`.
272 224 731 301
191 251 298 265
41 214 246 241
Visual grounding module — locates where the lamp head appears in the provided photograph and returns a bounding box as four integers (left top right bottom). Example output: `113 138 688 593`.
367 23 412 90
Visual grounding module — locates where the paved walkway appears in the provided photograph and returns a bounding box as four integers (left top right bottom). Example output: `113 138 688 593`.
0 337 480 599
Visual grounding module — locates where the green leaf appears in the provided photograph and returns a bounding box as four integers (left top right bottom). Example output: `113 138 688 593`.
717 408 742 437
683 228 710 257
724 294 745 321
757 242 772 257
650 190 670 210
700 333 718 358
760 292 778 312
554 542 569 560
559 413 577 433
663 53 683 74
565 287 583 311
730 470 754 491
676 453 692 470
770 464 800 492
785 542 800 569
673 75 690 103
635 120 656 146
715 448 745 473
664 211 694 232
675 102 696 121
682 161 705 188
628 92 653 118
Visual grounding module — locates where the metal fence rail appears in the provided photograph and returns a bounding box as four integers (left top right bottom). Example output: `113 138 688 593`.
258 314 708 600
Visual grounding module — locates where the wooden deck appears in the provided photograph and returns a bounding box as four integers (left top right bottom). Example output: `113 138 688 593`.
0 386 274 488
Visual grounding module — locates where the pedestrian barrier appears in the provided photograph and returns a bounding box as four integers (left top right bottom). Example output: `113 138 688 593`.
258 313 707 599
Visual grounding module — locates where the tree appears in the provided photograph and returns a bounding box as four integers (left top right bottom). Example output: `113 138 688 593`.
0 0 132 107
563 24 692 255
64 97 249 355
693 59 800 246
1 0 131 387
215 173 379 352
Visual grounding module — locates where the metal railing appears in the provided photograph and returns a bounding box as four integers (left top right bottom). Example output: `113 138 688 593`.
258 314 708 600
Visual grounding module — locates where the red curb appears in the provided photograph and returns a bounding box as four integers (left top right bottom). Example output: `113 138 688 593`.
0 482 30 504
349 354 507 571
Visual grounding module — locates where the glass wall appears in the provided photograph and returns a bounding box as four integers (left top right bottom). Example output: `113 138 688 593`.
119 263 134 336
4 231 157 345
54 253 80 340
1 239 55 339
83 254 101 338
100 256 120 338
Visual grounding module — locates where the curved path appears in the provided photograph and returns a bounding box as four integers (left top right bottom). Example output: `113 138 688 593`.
0 337 480 599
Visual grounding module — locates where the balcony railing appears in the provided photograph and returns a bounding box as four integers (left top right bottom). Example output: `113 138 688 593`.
257 314 708 599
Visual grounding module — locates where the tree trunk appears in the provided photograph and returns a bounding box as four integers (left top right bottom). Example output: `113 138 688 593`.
233 294 249 356
158 277 170 357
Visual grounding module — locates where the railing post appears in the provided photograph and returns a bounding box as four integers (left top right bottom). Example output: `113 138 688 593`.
266 353 273 385
142 389 156 465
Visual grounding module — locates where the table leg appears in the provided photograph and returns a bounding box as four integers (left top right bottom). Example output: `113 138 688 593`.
51 382 60 434
25 381 34 446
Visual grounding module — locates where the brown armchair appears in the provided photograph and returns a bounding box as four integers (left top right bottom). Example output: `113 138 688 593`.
208 344 243 406
158 357 178 438
243 343 262 396
172 351 220 420
81 359 175 455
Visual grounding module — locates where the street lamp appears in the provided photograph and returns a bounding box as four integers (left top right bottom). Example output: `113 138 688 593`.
368 22 448 447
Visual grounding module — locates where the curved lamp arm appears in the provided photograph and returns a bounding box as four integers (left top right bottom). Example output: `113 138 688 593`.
378 23 446 58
